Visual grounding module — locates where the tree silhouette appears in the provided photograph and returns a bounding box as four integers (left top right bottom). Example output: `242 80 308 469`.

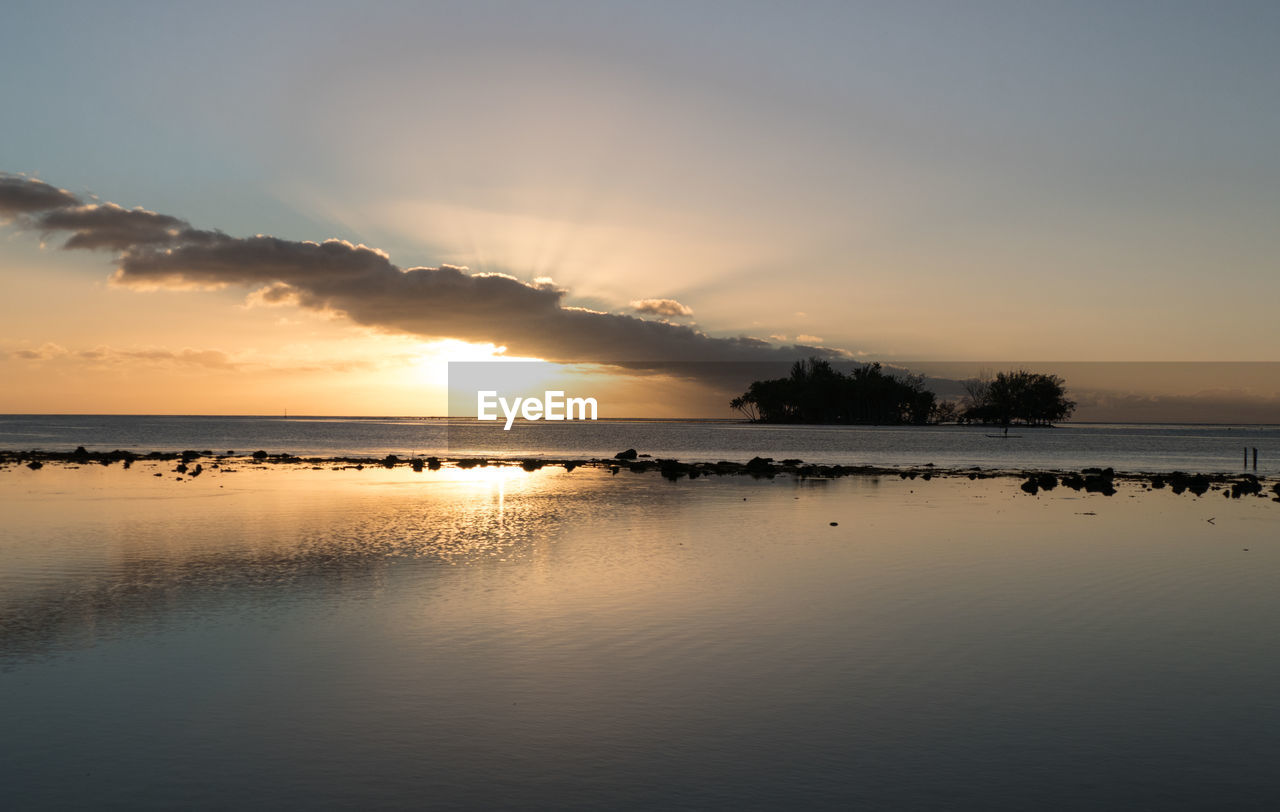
962 370 1075 427
731 358 936 425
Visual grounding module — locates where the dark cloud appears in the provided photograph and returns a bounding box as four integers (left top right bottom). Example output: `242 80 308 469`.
0 174 80 216
3 172 847 369
631 298 694 317
0 174 193 250
39 203 189 250
118 233 398 286
115 238 836 365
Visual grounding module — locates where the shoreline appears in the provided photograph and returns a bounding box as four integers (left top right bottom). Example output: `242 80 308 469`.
3 447 1277 502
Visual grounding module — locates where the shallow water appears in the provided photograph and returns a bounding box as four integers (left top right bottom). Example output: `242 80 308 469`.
3 464 1280 808
3 414 1279 473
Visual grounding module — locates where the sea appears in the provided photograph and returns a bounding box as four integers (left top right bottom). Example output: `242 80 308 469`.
2 414 1279 473
4 416 1280 808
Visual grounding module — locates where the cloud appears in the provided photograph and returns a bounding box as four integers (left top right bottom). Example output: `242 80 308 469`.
6 342 67 361
1 172 847 372
0 175 79 217
115 348 240 370
4 340 406 375
631 298 694 317
796 334 824 344
7 343 241 370
38 203 189 250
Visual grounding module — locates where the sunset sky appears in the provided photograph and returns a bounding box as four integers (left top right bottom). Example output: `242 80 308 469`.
3 1 1279 417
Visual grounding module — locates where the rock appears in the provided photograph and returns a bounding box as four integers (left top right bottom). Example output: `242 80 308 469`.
27 460 43 470
615 448 638 460
659 459 691 481
427 457 441 470
1083 475 1116 496
382 454 399 468
521 459 544 472
1231 478 1262 498
411 459 424 472
829 521 838 526
1159 471 1210 496
1021 477 1039 495
251 450 269 460
1036 473 1058 491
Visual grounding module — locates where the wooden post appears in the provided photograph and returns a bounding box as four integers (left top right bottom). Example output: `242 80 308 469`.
1245 447 1249 468
1253 448 1258 471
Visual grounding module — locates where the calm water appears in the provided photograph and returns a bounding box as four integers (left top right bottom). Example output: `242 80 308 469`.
3 463 1280 808
3 414 1279 473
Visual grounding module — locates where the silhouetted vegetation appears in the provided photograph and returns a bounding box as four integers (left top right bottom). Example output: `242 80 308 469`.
729 361 1075 427
961 369 1075 427
731 358 935 425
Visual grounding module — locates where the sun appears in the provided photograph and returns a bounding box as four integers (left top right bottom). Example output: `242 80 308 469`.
411 339 513 387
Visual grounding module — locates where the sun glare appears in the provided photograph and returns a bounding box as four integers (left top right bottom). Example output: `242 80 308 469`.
412 339 519 386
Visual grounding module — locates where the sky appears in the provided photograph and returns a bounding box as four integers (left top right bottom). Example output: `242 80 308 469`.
2 0 1279 418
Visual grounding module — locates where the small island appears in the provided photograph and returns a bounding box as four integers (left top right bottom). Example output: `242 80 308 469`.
731 359 1076 427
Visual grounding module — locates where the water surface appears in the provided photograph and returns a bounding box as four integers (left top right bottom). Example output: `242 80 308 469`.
4 463 1279 808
